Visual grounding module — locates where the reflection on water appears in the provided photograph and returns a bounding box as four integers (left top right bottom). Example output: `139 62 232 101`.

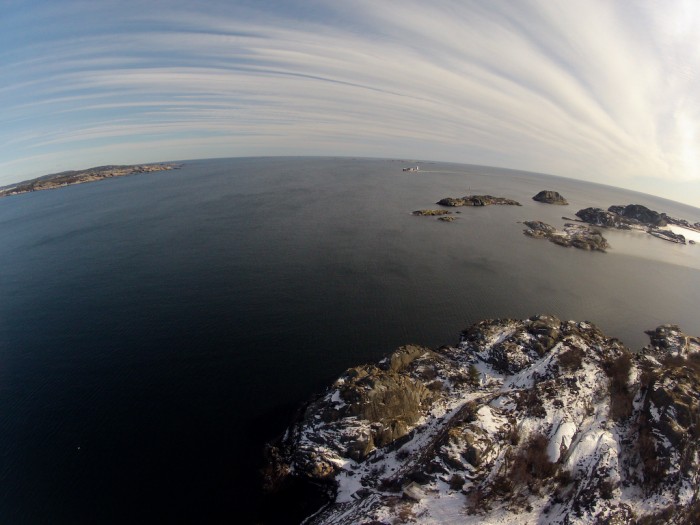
668 225 700 244
604 227 700 271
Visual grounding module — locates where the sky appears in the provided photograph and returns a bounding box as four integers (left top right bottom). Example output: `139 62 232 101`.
2 0 699 206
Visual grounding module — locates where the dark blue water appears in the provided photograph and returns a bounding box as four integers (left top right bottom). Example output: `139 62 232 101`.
1 157 698 523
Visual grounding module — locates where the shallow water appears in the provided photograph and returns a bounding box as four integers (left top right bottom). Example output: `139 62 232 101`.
0 157 698 523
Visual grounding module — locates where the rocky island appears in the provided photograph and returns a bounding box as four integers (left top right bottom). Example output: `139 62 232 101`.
412 209 452 216
437 195 521 207
263 316 700 524
522 221 609 252
533 190 568 205
575 204 698 245
412 209 458 222
0 163 180 198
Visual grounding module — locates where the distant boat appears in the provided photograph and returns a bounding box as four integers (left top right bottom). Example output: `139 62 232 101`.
402 166 420 172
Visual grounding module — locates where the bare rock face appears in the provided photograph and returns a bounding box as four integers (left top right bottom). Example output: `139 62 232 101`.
533 190 568 205
262 318 700 525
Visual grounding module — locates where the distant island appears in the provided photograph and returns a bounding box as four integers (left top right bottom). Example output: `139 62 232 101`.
0 163 181 198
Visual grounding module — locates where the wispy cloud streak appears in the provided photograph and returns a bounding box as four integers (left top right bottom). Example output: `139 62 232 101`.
0 0 698 204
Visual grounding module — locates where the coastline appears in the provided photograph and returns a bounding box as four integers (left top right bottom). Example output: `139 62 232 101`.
0 163 181 198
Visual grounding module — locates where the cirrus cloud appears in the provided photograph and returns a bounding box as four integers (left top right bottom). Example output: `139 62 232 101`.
1 0 698 205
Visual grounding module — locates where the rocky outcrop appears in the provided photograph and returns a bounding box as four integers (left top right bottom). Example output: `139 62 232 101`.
575 207 636 229
412 209 451 216
533 190 568 205
575 204 699 246
412 209 458 222
522 220 557 235
664 215 700 232
649 228 686 244
644 324 700 357
437 195 521 207
609 204 666 227
523 221 609 252
263 317 700 525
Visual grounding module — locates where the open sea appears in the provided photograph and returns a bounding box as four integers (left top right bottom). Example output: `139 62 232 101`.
1 157 698 524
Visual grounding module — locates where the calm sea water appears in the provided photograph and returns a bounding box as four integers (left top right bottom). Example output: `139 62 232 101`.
1 157 698 523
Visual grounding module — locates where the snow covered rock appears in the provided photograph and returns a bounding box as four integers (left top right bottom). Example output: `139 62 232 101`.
523 221 609 252
262 316 700 524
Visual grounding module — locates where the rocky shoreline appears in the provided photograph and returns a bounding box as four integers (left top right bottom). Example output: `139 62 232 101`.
261 185 699 523
0 163 181 198
262 316 700 524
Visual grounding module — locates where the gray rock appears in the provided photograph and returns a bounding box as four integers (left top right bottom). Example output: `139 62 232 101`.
412 209 451 216
575 207 633 229
523 221 609 252
608 204 666 227
437 195 521 207
523 220 557 234
533 190 568 205
648 228 686 244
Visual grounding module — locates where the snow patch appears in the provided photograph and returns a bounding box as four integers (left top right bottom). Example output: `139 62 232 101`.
548 420 577 462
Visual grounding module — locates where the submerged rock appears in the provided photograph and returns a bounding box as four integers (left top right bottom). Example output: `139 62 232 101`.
437 215 457 222
437 195 521 207
523 221 609 252
262 317 700 524
533 190 568 205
